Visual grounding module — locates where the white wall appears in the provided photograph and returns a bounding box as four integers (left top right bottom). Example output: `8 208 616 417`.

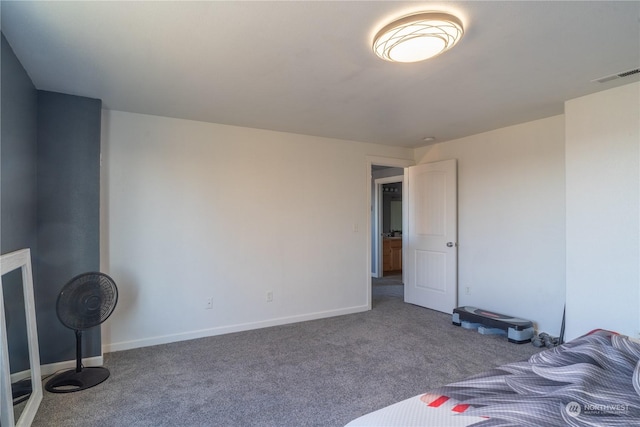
414 116 566 335
565 82 640 341
98 83 638 352
100 110 413 351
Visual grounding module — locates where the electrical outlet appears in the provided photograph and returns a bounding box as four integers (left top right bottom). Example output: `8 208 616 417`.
266 291 273 302
205 297 213 309
465 286 470 295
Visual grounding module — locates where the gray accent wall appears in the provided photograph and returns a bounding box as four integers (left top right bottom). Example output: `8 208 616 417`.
1 33 38 372
37 91 102 364
1 34 38 255
1 32 103 369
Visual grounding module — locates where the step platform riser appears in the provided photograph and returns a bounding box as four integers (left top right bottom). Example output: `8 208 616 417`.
452 306 534 344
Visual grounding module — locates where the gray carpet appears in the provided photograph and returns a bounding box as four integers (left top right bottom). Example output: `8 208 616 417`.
30 293 540 427
371 274 403 298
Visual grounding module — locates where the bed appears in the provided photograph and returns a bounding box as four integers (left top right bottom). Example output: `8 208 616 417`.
346 330 640 426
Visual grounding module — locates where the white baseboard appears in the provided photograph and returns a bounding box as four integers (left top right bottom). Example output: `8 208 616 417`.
10 355 104 384
103 304 370 353
39 355 104 378
10 370 32 383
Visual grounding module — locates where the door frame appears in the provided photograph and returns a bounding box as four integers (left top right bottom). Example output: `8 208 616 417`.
373 175 404 279
366 156 414 308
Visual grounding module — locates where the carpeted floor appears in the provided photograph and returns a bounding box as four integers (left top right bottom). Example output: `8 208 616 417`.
371 273 403 298
29 289 540 427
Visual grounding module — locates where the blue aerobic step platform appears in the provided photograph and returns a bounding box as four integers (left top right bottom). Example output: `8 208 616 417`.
452 306 534 344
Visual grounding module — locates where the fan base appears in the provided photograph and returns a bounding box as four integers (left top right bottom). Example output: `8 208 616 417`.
45 367 110 393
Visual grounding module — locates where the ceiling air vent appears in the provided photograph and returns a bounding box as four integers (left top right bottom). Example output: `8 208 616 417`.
618 69 640 78
592 67 640 83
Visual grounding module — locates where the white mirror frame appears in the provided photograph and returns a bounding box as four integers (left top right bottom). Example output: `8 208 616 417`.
1 248 42 427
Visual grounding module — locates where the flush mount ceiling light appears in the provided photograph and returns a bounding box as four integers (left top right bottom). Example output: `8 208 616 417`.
373 12 464 63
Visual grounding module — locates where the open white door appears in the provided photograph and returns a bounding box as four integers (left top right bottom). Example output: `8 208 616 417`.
405 159 457 313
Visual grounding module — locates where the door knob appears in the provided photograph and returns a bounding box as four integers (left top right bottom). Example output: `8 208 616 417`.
446 242 456 247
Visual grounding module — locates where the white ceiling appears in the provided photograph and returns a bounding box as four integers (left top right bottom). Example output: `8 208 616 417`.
2 1 639 148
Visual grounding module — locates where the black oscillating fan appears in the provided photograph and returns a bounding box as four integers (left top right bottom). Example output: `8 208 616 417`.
45 272 118 393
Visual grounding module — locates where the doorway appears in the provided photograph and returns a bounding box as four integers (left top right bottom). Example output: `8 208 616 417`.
369 159 412 304
366 157 458 314
373 175 405 300
374 177 403 278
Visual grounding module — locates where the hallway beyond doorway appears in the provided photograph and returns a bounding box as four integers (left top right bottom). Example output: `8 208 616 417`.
372 273 403 299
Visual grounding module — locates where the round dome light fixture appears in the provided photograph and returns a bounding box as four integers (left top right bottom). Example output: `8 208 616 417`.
373 12 464 63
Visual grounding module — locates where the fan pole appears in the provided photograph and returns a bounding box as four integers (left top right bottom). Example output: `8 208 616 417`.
75 330 83 373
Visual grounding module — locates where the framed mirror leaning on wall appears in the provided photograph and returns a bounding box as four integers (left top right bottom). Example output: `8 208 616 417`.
1 248 42 427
